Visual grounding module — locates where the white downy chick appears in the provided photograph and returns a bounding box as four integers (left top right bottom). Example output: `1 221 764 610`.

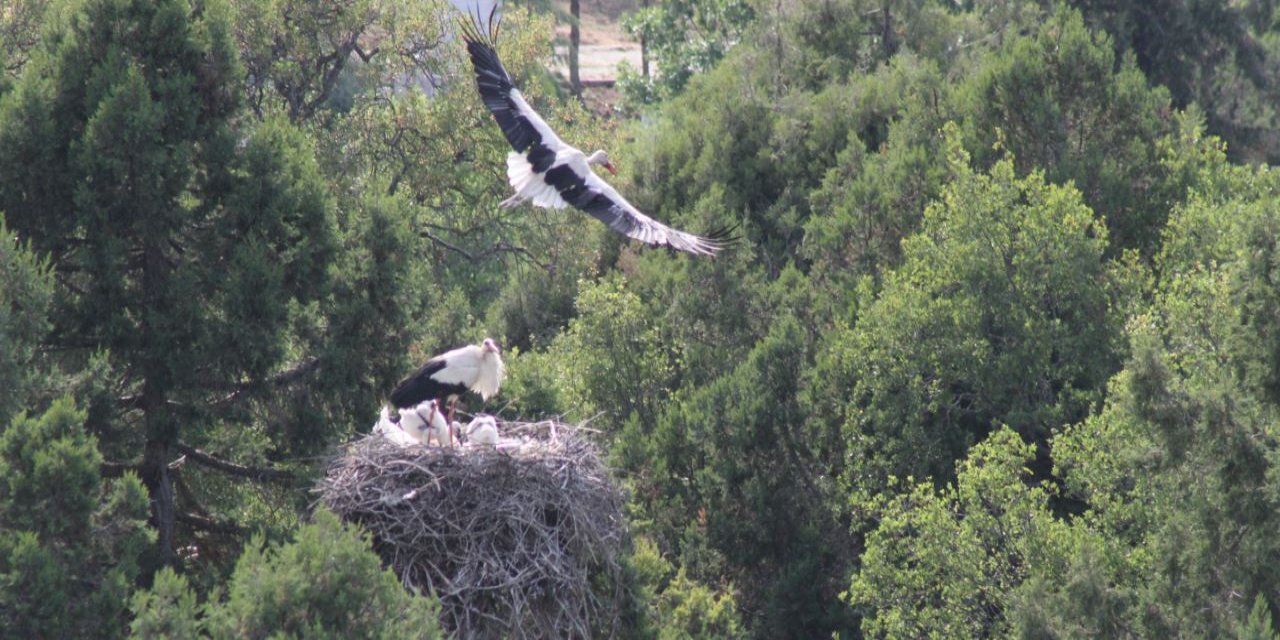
466 415 499 447
374 406 418 446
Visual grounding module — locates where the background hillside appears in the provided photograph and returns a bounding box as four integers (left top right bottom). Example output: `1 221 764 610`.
2 0 1280 637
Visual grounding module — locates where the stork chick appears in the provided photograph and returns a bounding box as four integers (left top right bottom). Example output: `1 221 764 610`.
466 415 500 448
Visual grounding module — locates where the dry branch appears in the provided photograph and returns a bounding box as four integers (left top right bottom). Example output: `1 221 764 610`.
175 441 294 483
317 420 626 639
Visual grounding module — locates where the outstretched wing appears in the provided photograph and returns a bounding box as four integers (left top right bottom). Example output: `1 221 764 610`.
459 8 729 256
543 163 730 255
460 9 565 175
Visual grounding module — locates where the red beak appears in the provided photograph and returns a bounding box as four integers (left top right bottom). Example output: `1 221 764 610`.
604 162 617 176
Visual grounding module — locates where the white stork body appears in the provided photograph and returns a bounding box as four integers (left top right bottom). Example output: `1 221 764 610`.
465 415 500 447
390 339 505 423
461 14 728 256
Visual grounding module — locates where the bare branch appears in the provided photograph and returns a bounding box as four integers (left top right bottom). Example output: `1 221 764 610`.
215 357 321 407
101 460 138 478
420 229 550 271
319 421 626 638
176 511 243 535
353 43 379 62
174 441 294 483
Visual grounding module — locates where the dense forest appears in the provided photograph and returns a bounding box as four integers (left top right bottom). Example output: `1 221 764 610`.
2 0 1280 636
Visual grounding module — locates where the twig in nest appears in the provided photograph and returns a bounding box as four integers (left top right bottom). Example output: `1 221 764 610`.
316 420 627 639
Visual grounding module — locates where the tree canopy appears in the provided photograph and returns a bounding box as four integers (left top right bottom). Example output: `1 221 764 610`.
2 0 1279 636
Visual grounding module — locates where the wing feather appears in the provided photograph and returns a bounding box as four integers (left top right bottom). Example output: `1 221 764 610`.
543 164 727 255
460 14 566 155
460 9 726 257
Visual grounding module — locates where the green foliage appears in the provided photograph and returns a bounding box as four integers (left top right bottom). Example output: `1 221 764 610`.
849 428 1078 638
1023 172 1280 636
845 128 1117 496
0 0 47 79
129 511 442 639
495 346 567 419
618 314 856 637
628 537 744 639
0 398 152 639
0 215 53 422
128 568 201 640
1009 545 1133 640
803 52 952 291
229 0 445 121
1238 594 1280 640
618 0 754 105
3 0 1280 636
209 510 441 638
0 0 350 570
549 276 678 428
490 262 581 352
625 53 784 252
959 6 1173 254
1068 0 1280 163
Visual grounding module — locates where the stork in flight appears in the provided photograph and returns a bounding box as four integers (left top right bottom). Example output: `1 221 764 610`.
390 338 505 431
460 9 730 256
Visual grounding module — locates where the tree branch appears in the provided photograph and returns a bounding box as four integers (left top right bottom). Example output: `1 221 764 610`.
176 511 243 535
215 357 321 407
101 460 138 478
353 43 379 62
420 229 550 271
174 441 295 483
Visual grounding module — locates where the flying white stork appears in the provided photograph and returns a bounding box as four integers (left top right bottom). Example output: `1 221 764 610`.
390 338 505 428
460 11 730 256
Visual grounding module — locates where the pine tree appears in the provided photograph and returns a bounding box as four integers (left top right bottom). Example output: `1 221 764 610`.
130 510 442 639
0 216 53 423
0 0 335 566
0 398 152 638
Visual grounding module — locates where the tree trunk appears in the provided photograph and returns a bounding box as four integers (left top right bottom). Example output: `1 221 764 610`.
141 239 176 568
570 0 582 95
142 437 175 566
640 0 650 78
881 0 898 59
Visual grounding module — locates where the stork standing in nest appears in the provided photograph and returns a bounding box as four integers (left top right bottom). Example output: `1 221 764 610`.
390 339 505 440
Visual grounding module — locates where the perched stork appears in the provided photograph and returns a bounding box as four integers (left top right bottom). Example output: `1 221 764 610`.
390 338 505 426
465 415 500 447
460 11 730 256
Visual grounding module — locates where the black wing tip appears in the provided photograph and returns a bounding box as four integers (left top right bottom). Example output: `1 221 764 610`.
690 223 740 255
458 2 500 47
704 223 740 246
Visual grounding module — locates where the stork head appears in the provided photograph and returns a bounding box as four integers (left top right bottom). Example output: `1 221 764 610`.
587 150 617 176
474 338 505 400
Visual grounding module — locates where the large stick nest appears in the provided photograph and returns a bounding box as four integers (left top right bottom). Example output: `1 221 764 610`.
317 420 627 639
